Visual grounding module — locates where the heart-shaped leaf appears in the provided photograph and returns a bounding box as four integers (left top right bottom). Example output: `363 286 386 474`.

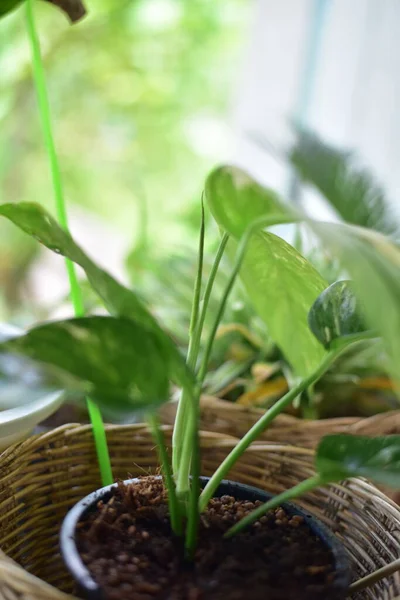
308 280 369 349
206 165 287 238
0 316 176 409
0 202 192 391
316 434 400 489
205 166 328 376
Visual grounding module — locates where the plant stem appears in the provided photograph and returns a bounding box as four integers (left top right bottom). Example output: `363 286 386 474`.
184 399 201 557
26 0 113 487
148 413 182 536
198 347 344 512
225 475 323 537
175 384 201 496
348 558 400 594
192 232 230 365
172 201 205 477
197 215 298 386
174 233 230 498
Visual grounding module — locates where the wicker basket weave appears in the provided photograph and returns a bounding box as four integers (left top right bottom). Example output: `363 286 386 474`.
0 423 400 599
160 396 400 448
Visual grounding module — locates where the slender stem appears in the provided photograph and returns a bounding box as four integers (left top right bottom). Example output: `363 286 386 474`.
185 398 201 557
189 198 205 337
199 347 344 512
197 215 298 386
172 233 229 481
176 385 201 496
26 0 113 487
172 201 205 476
192 232 230 368
148 413 182 536
349 558 400 594
225 475 323 537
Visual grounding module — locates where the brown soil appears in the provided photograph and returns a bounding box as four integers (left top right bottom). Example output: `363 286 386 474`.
77 478 341 600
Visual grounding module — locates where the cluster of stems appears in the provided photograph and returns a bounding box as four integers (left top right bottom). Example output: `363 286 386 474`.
166 212 356 554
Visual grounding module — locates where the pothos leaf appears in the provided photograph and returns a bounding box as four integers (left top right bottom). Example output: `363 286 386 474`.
205 165 286 238
316 434 400 489
42 0 86 22
308 280 369 349
205 165 328 376
0 202 192 391
309 222 400 386
0 316 174 409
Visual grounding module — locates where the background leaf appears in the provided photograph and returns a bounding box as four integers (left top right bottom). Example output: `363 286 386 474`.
0 316 174 409
206 166 328 376
0 202 191 390
291 129 400 240
316 434 400 489
310 222 400 385
42 0 86 22
308 280 369 349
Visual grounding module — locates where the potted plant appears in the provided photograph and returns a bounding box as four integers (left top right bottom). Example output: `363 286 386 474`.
159 131 400 446
1 2 400 598
0 163 400 598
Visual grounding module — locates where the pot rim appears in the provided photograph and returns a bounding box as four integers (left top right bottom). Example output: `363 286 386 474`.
60 476 352 599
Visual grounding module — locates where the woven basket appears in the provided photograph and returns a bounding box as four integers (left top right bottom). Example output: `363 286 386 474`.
1 424 400 600
160 396 400 448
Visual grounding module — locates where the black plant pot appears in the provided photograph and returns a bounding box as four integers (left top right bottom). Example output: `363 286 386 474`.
60 476 351 600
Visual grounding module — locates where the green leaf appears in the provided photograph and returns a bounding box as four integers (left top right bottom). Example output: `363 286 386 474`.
206 165 287 239
205 166 328 376
0 202 192 391
0 316 174 409
308 280 369 349
316 434 400 489
310 222 400 385
291 129 400 240
0 0 23 18
0 324 61 411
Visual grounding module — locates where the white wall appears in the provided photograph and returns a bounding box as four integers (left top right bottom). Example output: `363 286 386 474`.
232 0 400 215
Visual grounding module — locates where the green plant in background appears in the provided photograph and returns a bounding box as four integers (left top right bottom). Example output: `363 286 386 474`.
0 0 246 322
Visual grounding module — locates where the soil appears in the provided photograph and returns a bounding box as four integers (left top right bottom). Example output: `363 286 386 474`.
77 477 341 600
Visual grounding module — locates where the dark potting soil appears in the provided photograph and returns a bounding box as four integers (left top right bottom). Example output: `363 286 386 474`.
77 477 340 600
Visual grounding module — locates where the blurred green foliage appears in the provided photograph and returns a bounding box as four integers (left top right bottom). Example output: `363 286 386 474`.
0 0 247 319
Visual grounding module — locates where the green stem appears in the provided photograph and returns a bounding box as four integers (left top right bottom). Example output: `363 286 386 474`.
172 201 205 477
26 0 113 487
184 398 201 557
148 413 182 536
197 215 298 386
173 233 229 490
225 475 323 537
176 384 201 496
192 232 229 366
198 346 344 512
